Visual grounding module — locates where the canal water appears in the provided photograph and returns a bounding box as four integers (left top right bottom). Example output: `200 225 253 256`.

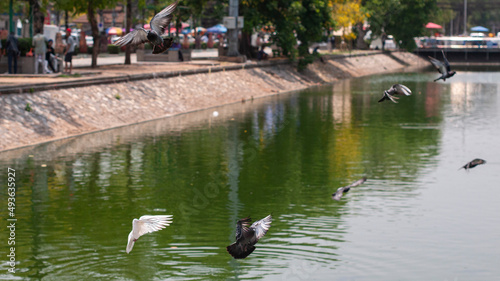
1 70 499 280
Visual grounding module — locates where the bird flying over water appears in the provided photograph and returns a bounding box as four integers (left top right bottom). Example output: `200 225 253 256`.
460 158 486 171
227 215 272 259
126 215 173 253
378 84 412 103
114 1 178 54
332 177 367 201
429 50 456 82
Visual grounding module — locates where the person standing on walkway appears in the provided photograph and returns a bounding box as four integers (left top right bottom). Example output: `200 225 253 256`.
33 29 47 74
64 28 76 74
5 32 19 74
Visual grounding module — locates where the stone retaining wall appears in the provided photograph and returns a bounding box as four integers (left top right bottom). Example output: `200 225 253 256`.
0 51 427 152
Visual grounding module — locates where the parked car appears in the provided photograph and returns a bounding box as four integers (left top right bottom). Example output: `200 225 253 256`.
85 36 94 47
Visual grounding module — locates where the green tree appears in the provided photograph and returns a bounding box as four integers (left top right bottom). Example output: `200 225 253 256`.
53 0 119 68
296 0 332 56
241 0 333 62
364 0 437 50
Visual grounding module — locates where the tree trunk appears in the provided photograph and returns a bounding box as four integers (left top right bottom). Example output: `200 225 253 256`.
31 0 44 33
65 10 69 30
88 0 99 68
240 31 252 58
124 0 132 65
356 22 368 49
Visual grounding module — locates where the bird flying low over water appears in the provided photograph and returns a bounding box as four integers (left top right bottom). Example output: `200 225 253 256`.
126 215 173 253
429 50 456 82
114 1 178 54
460 158 486 171
332 177 367 201
378 84 412 103
227 215 272 259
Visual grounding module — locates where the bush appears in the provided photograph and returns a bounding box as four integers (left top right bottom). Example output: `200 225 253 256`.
144 43 153 50
189 43 195 49
107 44 120 54
297 54 315 72
0 37 32 56
213 42 219 48
87 46 93 54
74 46 79 55
201 42 207 49
18 38 33 56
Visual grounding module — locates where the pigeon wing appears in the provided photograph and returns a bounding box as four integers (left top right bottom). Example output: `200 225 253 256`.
332 186 346 200
391 84 412 96
345 177 367 188
250 215 272 241
126 215 172 253
428 56 446 75
150 1 178 35
378 92 398 103
114 29 149 46
134 215 173 238
441 50 452 72
235 217 252 240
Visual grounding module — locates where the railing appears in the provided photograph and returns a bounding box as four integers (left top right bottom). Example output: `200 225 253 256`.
416 36 500 49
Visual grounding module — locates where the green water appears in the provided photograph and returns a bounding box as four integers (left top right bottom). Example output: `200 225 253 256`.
1 71 500 280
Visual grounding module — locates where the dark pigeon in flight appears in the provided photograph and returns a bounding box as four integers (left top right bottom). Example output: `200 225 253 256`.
378 84 412 103
460 158 486 171
332 177 367 201
227 215 272 259
429 50 456 82
114 1 178 54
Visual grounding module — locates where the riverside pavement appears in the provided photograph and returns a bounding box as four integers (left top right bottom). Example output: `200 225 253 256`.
0 50 385 95
0 49 243 94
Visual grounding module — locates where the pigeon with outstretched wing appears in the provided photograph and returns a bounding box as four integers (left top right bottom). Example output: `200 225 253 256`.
378 84 412 103
460 158 486 171
114 1 178 54
227 215 272 259
126 215 173 253
429 50 456 82
332 177 367 201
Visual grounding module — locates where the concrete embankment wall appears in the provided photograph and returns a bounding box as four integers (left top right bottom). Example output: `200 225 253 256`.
0 51 427 152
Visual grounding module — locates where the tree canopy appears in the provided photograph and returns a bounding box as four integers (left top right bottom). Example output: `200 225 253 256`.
363 0 437 50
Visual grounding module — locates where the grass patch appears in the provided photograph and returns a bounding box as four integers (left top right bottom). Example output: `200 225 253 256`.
56 73 82 78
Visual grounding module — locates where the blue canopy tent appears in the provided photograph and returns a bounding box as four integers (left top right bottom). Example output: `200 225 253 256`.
470 26 489 32
206 24 227 34
181 27 207 34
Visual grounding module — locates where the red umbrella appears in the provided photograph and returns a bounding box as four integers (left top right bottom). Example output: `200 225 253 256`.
425 22 442 29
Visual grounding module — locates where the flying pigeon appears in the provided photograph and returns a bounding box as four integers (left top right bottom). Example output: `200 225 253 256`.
429 50 456 82
227 215 272 259
126 215 173 253
332 177 367 201
378 84 412 103
460 158 486 171
114 1 178 54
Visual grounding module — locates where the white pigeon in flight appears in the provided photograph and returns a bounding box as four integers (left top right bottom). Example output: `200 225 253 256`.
126 215 173 253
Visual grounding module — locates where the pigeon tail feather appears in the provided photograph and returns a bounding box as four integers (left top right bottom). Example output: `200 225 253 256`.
152 38 174 54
